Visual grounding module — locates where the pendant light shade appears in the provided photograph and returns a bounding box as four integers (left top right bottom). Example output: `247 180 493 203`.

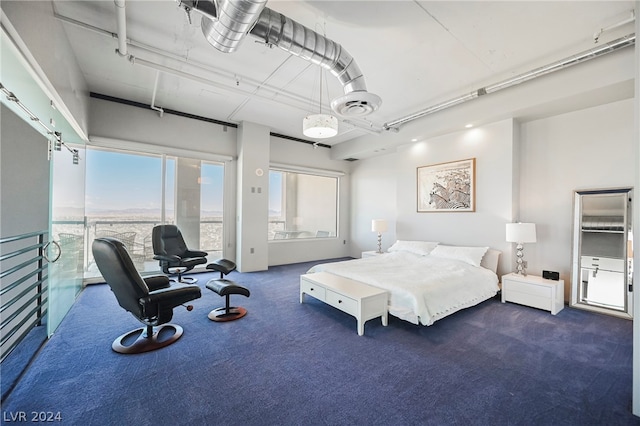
302 113 338 139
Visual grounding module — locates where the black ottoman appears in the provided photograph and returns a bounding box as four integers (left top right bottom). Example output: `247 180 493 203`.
205 278 250 322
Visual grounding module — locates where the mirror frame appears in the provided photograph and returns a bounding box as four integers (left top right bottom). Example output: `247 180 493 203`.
570 187 633 319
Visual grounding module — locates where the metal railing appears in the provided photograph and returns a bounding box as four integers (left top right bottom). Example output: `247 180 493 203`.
53 219 225 276
0 231 49 362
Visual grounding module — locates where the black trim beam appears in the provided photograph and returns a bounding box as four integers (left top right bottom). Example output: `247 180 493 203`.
90 93 331 149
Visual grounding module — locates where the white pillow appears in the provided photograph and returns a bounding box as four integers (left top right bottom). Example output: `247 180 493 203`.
429 245 489 267
387 240 439 256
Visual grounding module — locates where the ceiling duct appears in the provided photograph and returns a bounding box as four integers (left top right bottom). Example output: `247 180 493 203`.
178 0 381 117
384 33 636 131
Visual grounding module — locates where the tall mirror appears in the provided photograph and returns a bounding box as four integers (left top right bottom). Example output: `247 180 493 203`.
571 188 633 319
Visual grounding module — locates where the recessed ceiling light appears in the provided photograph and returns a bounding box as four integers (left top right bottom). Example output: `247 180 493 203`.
465 124 473 128
411 138 418 142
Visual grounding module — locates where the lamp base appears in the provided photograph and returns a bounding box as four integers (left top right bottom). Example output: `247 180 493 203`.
515 243 527 276
376 233 383 254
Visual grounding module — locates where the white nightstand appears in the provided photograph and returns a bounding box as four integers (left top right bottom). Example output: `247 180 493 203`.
501 273 564 315
362 251 384 258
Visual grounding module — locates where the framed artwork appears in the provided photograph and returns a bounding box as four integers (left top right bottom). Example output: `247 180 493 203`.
417 158 475 212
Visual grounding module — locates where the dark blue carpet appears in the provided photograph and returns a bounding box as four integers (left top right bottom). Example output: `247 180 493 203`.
1 324 46 401
2 259 638 425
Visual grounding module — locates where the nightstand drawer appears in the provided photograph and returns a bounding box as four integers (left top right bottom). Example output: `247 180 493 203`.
501 273 564 315
326 289 358 316
505 290 551 311
504 280 551 298
300 279 326 301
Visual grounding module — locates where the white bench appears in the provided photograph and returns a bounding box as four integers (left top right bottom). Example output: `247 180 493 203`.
300 272 388 336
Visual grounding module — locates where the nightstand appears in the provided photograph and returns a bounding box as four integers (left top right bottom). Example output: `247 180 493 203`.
501 273 564 315
362 251 384 258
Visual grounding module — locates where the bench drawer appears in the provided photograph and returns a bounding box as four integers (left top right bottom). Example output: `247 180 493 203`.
300 279 326 301
326 289 358 316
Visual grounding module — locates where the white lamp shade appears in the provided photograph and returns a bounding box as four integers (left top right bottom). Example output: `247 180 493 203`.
371 219 388 233
506 223 537 243
303 114 338 138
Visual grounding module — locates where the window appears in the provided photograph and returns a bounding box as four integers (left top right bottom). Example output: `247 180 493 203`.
268 169 338 240
85 147 224 277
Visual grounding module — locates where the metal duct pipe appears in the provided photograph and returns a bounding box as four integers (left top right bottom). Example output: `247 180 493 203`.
179 0 381 117
114 0 127 56
249 7 381 117
384 33 636 131
200 0 269 53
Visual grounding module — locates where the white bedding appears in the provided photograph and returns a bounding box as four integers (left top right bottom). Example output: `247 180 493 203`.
307 251 499 326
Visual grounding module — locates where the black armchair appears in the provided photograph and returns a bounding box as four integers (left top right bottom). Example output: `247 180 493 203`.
92 237 201 354
152 225 208 284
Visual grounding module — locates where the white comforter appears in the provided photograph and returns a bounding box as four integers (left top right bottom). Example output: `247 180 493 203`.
307 251 499 326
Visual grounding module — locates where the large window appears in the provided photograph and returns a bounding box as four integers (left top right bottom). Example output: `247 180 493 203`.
268 169 338 240
85 147 224 277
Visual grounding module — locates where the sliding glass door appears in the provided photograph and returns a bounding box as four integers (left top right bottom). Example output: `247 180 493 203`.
48 144 86 336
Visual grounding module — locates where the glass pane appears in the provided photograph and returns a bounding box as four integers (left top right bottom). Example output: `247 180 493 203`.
85 148 166 277
200 161 224 259
49 145 85 336
268 170 337 240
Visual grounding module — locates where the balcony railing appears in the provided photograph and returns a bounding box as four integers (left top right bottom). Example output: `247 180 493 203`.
52 218 225 277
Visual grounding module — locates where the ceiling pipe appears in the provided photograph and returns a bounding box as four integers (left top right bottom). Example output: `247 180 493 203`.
114 0 127 56
383 33 636 131
201 0 269 53
150 70 164 117
178 0 381 118
594 9 635 43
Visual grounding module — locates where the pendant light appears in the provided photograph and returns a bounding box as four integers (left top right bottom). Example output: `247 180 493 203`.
303 68 338 139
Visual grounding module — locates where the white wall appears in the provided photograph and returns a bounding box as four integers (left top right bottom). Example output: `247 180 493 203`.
350 100 634 293
236 121 270 272
89 98 238 158
351 119 518 277
349 154 399 254
0 105 50 237
519 98 635 300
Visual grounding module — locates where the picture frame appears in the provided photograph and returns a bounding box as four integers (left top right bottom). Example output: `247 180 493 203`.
417 158 475 212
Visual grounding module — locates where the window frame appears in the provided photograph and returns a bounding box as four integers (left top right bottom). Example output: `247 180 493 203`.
268 163 343 242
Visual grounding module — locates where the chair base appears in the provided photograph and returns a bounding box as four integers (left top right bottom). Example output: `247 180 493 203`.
208 306 247 322
112 324 184 354
170 275 198 284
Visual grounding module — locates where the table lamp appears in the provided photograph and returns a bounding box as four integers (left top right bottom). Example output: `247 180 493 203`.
371 220 388 254
506 222 536 275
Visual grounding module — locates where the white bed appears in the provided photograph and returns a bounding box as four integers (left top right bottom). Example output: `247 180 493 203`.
306 241 501 326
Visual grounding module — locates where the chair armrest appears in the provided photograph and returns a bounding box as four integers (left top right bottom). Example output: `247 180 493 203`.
140 285 202 310
185 249 208 258
143 275 171 292
153 254 182 262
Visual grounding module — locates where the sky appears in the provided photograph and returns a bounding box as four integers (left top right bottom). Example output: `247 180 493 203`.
54 147 281 216
82 149 223 213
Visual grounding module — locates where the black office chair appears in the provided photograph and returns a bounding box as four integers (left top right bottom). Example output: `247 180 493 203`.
92 237 201 354
152 225 208 284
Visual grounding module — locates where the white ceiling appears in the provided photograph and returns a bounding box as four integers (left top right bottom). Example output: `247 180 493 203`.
52 0 635 148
